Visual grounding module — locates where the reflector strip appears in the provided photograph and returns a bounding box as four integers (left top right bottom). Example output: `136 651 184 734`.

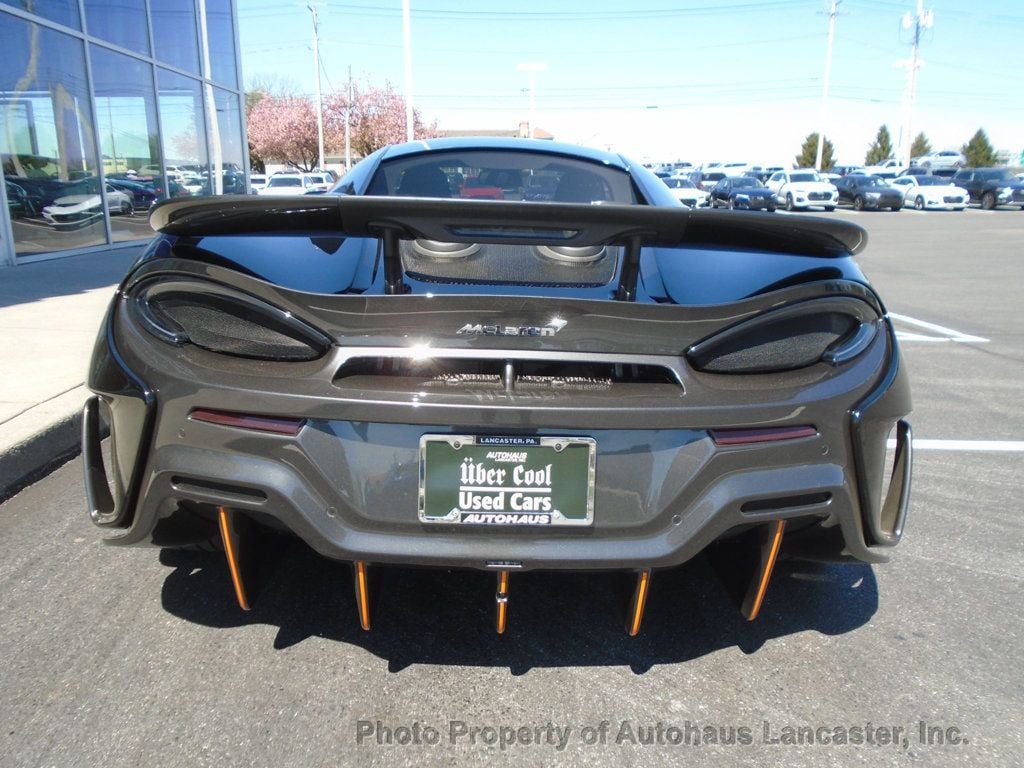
217 507 250 611
355 561 371 631
190 408 305 435
711 425 817 446
496 571 510 634
743 519 786 621
627 569 652 637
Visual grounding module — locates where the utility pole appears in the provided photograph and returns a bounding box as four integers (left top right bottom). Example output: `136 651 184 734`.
345 65 352 171
402 0 414 141
899 0 933 168
815 0 839 171
308 3 325 171
517 62 547 139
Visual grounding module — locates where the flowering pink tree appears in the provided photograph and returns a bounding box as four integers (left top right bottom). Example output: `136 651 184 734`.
326 82 439 158
246 95 321 171
246 82 440 169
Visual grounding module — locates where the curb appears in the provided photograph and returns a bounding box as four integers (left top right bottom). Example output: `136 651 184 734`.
0 390 87 503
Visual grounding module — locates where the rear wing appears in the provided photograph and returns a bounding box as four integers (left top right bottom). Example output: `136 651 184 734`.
150 195 867 300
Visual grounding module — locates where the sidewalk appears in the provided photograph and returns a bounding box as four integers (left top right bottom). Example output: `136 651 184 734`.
0 245 144 499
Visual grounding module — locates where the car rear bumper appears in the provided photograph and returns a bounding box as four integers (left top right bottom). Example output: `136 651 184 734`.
85 291 913 572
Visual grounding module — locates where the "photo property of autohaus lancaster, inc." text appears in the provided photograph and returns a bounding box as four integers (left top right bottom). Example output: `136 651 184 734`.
355 719 973 754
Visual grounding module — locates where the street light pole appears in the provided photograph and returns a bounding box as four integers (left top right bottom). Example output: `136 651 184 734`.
402 0 414 141
308 3 325 171
345 65 352 171
815 0 839 171
899 0 933 168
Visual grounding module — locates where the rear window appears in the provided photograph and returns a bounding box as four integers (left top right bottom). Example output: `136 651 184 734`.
268 177 302 187
367 150 638 204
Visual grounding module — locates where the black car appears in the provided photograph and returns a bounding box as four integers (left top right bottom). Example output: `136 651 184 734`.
709 176 776 211
83 137 911 635
106 177 160 210
5 179 36 218
951 168 1024 210
833 175 903 211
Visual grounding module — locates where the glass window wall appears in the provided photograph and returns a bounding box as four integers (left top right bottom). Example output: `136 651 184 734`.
204 0 238 89
157 68 209 198
91 45 161 242
84 0 151 56
150 0 200 75
1 14 103 256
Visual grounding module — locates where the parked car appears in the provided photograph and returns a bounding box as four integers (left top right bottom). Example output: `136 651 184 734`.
249 174 268 194
661 176 710 207
42 181 134 227
85 137 910 634
951 167 1024 209
692 170 727 191
304 173 333 193
765 169 838 211
861 159 905 178
831 165 864 177
833 175 903 211
139 163 189 182
5 179 36 218
890 175 969 211
106 177 160 209
709 176 776 211
915 150 966 171
258 174 318 196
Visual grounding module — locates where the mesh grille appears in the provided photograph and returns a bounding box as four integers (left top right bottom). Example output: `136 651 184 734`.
400 241 619 286
692 313 858 374
151 293 326 361
336 358 676 392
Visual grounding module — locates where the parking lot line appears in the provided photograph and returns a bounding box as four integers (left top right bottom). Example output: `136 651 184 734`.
887 439 1024 452
889 312 989 343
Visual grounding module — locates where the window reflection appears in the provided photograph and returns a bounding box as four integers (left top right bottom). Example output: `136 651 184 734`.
7 1 80 30
157 68 209 198
1 15 103 256
85 0 150 56
209 88 245 194
204 0 238 88
91 45 160 242
150 0 200 74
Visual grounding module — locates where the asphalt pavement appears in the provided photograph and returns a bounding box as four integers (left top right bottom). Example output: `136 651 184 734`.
0 208 1022 767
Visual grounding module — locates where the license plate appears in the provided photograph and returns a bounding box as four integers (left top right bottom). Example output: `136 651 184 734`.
418 435 596 526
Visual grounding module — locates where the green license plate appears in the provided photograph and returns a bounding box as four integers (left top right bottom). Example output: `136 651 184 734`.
418 435 596 526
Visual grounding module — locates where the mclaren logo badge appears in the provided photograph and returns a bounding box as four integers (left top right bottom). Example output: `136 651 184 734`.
457 319 566 338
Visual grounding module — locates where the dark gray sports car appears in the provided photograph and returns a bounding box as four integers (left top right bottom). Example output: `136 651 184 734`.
83 138 911 636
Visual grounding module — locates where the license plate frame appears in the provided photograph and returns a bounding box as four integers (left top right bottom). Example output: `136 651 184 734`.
418 435 596 526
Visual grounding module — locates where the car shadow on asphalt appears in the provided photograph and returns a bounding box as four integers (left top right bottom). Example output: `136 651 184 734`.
158 540 877 674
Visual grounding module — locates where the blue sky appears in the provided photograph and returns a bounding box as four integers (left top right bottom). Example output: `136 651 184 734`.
237 0 1022 165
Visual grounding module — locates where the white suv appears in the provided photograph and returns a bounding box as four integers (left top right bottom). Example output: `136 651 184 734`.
766 169 838 211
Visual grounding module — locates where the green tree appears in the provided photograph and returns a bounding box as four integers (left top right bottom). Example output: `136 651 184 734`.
910 132 931 158
865 125 894 165
795 132 835 170
961 128 998 167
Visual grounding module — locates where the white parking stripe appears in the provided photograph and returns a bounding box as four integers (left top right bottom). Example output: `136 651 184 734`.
889 312 989 343
887 439 1024 452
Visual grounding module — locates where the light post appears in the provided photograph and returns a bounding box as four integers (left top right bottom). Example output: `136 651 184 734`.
517 62 546 138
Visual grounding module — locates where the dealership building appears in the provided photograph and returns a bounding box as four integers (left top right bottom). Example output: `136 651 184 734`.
0 1 246 266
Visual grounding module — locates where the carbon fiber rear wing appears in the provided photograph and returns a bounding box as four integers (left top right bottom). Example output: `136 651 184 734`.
150 195 867 299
